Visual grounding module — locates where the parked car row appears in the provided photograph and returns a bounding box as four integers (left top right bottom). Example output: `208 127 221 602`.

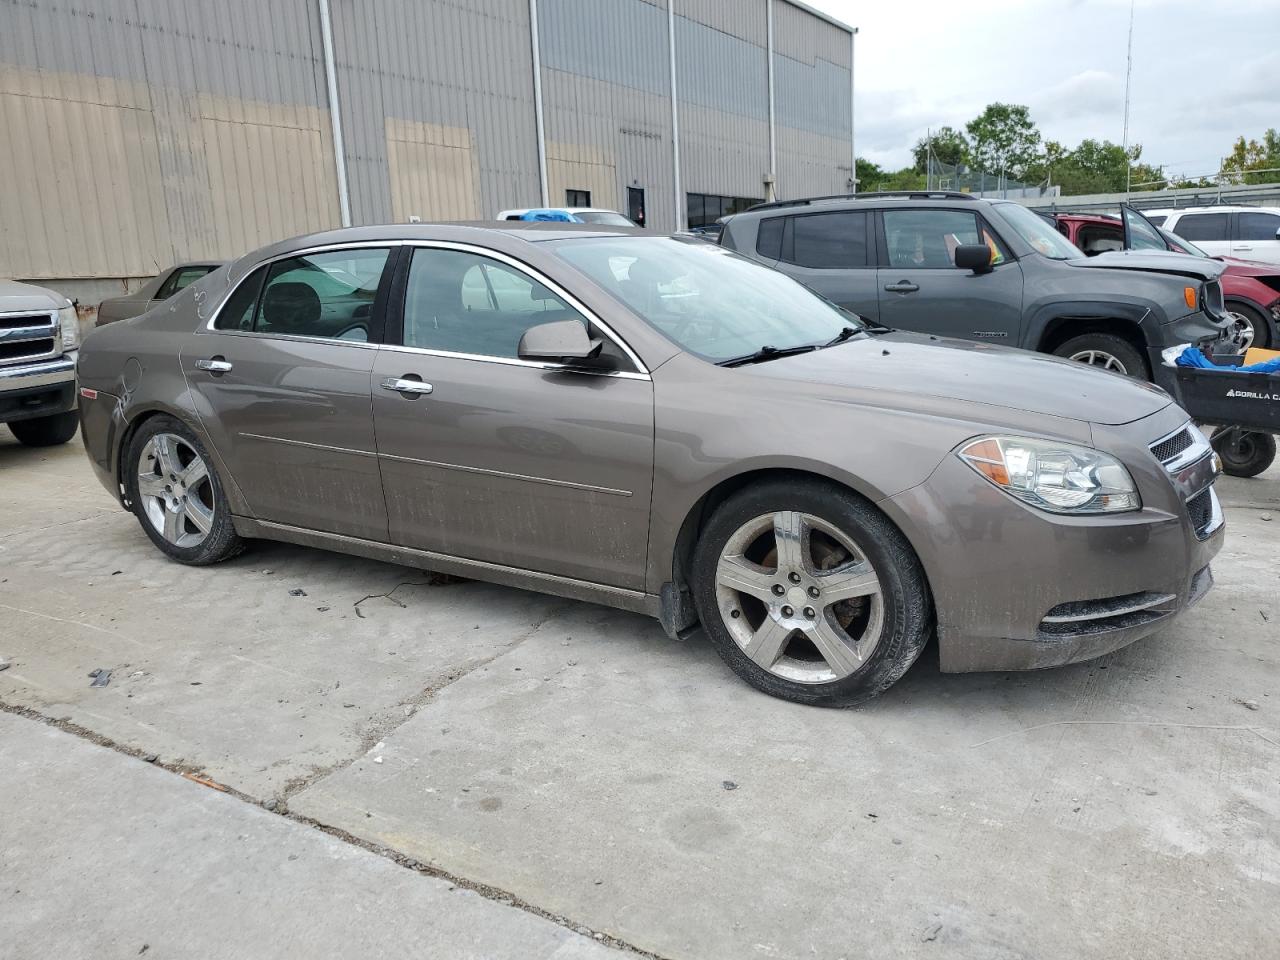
73 213 1225 708
1143 206 1280 265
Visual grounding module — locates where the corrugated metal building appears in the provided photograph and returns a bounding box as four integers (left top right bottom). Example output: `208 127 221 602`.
0 0 855 308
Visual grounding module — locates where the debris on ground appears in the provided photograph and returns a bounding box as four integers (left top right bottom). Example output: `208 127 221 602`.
288 588 308 597
0 660 10 672
143 754 158 763
263 799 278 811
1234 698 1260 711
721 780 738 791
922 922 943 943
424 570 469 586
181 772 228 792
89 669 112 688
373 756 384 764
317 606 330 612
1261 513 1272 522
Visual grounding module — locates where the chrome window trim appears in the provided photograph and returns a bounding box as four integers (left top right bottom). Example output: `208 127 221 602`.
200 238 652 380
398 240 650 377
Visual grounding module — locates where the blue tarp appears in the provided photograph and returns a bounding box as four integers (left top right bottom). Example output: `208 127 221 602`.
1175 346 1280 375
517 209 583 222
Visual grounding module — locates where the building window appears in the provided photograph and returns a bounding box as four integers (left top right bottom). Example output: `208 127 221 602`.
686 193 763 229
566 189 591 207
627 186 646 228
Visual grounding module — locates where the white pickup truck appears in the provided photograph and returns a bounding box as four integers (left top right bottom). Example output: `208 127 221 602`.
0 279 80 446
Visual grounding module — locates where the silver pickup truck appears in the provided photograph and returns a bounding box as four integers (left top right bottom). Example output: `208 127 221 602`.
0 279 80 446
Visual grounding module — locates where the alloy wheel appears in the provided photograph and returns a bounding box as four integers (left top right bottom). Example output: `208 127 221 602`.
714 511 884 684
1068 349 1128 374
1226 311 1256 351
136 433 215 548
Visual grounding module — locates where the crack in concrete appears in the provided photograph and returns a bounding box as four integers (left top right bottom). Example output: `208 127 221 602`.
0 699 668 960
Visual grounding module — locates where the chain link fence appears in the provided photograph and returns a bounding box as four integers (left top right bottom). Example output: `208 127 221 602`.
926 156 1055 199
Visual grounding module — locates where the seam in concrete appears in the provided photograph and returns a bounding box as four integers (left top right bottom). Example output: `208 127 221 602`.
0 700 668 960
969 717 1280 749
278 600 572 800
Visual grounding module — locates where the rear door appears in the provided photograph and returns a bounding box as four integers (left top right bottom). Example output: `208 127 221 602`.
761 210 880 319
875 208 1024 342
1232 210 1280 264
371 243 654 590
185 245 396 541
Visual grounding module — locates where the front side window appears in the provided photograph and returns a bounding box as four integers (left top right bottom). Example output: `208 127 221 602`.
1175 213 1228 242
883 210 1007 268
1123 207 1167 252
786 212 868 269
214 248 390 341
404 248 584 359
1237 212 1280 241
551 236 861 363
991 202 1083 260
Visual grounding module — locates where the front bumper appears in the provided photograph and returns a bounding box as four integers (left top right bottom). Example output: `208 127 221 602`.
0 355 77 424
882 409 1224 672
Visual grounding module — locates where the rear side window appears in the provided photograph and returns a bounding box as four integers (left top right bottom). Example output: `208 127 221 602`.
215 248 391 342
755 217 784 260
157 265 216 300
1237 212 1280 241
785 212 868 269
1175 213 1228 242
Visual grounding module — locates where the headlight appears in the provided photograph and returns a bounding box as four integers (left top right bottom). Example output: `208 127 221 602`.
958 436 1140 514
57 305 79 351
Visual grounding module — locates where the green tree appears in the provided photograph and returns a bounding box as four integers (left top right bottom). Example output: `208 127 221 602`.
965 103 1042 179
911 126 970 173
1221 129 1280 185
855 157 885 191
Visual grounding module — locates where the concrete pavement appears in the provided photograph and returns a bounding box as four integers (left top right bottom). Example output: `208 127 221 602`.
2 426 1278 959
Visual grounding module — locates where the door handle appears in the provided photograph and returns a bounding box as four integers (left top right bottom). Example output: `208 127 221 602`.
883 281 920 294
380 376 433 396
1235 245 1253 251
195 357 233 374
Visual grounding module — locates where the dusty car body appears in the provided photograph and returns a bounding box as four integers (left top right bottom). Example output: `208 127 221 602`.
1 278 80 446
77 223 1224 706
96 262 221 327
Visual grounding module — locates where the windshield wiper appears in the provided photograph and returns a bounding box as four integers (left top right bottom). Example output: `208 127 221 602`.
717 344 818 368
823 326 862 346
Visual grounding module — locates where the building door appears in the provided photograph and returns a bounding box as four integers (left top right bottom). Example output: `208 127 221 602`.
628 187 646 227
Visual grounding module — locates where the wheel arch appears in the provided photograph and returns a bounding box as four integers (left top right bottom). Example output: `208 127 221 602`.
1034 313 1149 356
658 466 936 639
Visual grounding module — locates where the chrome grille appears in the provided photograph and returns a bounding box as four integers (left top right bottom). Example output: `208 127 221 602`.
1150 427 1193 464
0 310 59 368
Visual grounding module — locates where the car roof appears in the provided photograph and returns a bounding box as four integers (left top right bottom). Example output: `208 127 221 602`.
226 222 649 282
497 207 621 216
1154 205 1280 214
730 191 1001 219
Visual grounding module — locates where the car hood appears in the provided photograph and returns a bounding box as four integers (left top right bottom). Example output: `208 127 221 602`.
1067 251 1225 282
0 278 70 311
1219 256 1280 279
749 331 1172 427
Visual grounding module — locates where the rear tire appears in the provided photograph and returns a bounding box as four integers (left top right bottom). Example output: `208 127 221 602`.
691 479 933 708
1053 333 1150 380
1211 427 1277 478
8 411 79 447
124 415 243 565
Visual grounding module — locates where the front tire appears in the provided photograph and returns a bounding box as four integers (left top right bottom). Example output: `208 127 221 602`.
8 411 79 447
1211 427 1277 478
124 415 243 565
691 479 933 708
1053 333 1150 380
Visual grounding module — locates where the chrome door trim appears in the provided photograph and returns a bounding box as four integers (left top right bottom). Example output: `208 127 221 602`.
231 516 661 617
377 342 650 380
378 451 633 497
238 432 377 458
398 239 651 378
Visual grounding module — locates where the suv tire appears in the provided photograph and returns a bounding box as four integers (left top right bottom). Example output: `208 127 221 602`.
8 411 80 447
1053 333 1150 379
124 415 244 565
691 478 933 708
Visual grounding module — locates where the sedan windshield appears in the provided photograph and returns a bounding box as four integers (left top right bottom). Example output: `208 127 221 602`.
551 236 860 361
573 211 637 227
995 202 1085 260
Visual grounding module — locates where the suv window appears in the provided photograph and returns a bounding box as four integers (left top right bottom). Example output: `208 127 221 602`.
404 248 592 360
1145 214 1167 227
157 265 215 301
883 210 1006 268
215 249 390 340
1175 213 1228 242
756 217 784 260
1237 211 1280 241
784 212 868 269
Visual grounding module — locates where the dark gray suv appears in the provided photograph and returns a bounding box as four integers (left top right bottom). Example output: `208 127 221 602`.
720 192 1232 391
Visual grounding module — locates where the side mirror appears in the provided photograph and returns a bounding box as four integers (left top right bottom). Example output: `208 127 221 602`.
954 244 994 274
517 319 602 363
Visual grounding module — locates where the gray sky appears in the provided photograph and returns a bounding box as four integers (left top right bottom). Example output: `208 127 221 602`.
807 0 1280 179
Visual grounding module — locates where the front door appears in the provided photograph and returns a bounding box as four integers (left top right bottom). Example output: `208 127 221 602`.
766 210 881 320
184 246 395 541
876 208 1025 343
371 245 654 590
1232 210 1280 264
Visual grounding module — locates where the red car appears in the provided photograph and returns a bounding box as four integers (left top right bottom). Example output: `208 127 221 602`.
1055 212 1280 348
